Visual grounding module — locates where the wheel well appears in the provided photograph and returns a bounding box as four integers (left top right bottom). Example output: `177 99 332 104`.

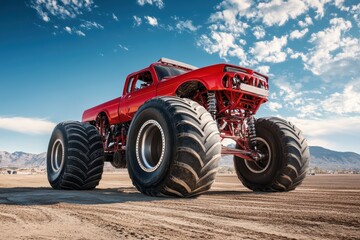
96 112 109 127
176 81 207 99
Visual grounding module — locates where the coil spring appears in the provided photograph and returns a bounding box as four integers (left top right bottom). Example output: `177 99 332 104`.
207 91 217 118
247 117 257 147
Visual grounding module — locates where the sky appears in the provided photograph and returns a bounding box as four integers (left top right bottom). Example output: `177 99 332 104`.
0 0 359 154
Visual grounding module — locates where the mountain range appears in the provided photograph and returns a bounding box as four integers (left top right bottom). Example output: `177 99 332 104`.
0 146 359 171
0 151 46 169
309 146 360 170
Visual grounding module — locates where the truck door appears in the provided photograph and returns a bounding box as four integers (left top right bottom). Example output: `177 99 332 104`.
122 70 157 120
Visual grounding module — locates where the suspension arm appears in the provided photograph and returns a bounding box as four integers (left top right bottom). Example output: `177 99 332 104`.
221 146 254 161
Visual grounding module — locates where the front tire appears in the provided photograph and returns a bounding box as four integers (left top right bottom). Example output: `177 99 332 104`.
47 121 105 190
234 117 310 191
126 97 221 197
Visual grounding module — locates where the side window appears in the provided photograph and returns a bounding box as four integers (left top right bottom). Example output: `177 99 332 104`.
127 77 135 93
132 71 153 92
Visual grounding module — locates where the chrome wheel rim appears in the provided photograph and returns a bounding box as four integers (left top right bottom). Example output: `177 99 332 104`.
51 139 65 175
136 120 166 173
245 137 271 174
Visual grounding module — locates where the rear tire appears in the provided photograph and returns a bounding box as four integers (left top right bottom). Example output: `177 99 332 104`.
126 97 221 197
234 117 310 191
47 121 105 190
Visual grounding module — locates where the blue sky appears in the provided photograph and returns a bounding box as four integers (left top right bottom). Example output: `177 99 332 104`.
0 0 359 154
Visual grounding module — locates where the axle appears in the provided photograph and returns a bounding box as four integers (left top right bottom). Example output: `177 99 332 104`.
221 146 266 162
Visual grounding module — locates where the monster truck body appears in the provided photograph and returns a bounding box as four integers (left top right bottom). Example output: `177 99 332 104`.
82 59 268 158
47 58 309 197
82 62 265 124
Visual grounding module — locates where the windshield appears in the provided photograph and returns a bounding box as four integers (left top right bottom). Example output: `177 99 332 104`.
154 65 189 80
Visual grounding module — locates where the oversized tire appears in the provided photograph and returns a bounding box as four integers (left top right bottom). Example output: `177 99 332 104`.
47 121 105 190
234 117 310 191
126 97 221 197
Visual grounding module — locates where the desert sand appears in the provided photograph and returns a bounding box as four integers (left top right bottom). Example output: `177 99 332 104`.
0 173 359 239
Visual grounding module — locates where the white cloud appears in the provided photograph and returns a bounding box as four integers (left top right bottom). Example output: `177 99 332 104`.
257 65 270 75
176 20 200 32
144 16 158 26
198 31 288 66
267 102 282 111
287 116 360 138
209 11 249 35
209 21 249 36
350 3 360 27
252 26 265 39
209 0 251 36
216 0 253 13
290 28 309 39
0 117 55 135
211 0 332 28
62 21 102 37
137 0 164 9
30 0 103 37
287 116 360 151
64 26 72 34
273 76 360 118
304 17 360 78
75 30 85 36
250 35 288 63
133 16 142 26
274 79 325 118
197 32 248 64
321 79 360 114
112 13 119 21
257 0 308 26
213 0 253 21
80 21 104 30
274 78 303 102
334 0 349 11
38 10 50 22
30 0 94 22
288 48 307 61
118 44 129 51
304 0 332 19
297 103 321 118
298 15 313 27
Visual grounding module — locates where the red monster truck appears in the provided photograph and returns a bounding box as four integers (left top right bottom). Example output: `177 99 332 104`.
47 58 310 197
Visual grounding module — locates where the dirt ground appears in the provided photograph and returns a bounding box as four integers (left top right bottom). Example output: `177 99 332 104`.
0 173 359 240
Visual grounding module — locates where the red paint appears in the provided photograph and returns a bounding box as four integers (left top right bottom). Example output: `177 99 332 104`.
82 60 269 156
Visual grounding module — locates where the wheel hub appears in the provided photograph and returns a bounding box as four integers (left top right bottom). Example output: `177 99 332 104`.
245 137 271 173
136 120 166 173
50 139 65 174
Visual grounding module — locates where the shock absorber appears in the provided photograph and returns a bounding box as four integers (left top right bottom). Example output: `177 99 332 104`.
247 116 257 150
207 91 217 119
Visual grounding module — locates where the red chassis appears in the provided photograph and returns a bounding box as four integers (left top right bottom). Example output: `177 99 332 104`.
82 58 269 161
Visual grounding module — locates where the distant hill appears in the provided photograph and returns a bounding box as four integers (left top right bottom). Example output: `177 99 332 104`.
309 146 360 170
0 151 46 168
1 146 359 171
